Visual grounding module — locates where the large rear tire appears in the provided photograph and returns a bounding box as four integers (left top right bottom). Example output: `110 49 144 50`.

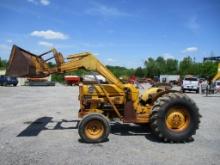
150 92 201 142
78 113 110 143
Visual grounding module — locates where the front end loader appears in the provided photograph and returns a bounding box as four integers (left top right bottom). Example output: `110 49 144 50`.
6 45 201 143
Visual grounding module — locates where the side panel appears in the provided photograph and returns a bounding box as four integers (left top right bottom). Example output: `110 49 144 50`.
123 101 136 123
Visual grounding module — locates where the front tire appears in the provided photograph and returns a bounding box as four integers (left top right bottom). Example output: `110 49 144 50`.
78 113 110 143
150 92 201 142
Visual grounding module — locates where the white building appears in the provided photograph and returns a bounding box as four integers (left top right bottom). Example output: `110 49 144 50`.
160 75 180 83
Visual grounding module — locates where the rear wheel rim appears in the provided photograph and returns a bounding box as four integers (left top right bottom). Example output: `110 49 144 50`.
85 120 104 140
165 107 190 132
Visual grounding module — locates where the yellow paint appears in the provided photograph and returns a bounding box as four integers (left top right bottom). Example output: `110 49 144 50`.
7 46 174 123
165 107 190 132
213 63 220 81
85 120 104 140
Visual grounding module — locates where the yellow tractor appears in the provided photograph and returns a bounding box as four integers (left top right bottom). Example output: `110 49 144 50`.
203 56 220 82
6 45 201 143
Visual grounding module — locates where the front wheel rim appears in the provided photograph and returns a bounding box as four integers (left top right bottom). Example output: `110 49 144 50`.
84 120 104 140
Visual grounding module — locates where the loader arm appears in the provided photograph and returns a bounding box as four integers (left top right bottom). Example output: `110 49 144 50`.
6 45 124 90
58 52 124 89
6 45 125 118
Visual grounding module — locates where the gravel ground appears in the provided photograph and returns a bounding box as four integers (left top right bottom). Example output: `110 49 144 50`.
0 86 220 165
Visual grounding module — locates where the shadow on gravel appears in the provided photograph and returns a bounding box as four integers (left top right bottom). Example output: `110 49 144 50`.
110 122 161 142
78 138 109 144
17 117 79 137
111 122 194 143
17 117 194 143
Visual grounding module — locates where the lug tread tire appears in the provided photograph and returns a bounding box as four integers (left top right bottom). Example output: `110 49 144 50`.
150 92 201 142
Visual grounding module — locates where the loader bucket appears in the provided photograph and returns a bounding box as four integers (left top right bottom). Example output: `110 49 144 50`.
6 45 50 78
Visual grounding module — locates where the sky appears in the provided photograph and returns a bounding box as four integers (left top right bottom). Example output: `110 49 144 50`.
0 0 220 68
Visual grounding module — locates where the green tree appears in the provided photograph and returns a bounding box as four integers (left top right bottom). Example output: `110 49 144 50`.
135 67 145 77
156 56 166 74
179 56 194 75
51 73 64 83
106 65 134 77
191 62 202 76
144 57 160 77
0 57 8 69
201 61 218 79
165 59 178 74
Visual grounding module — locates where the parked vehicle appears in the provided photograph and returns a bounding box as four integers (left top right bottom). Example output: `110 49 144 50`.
64 75 80 86
83 74 106 83
182 76 200 93
0 75 18 86
25 78 55 86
